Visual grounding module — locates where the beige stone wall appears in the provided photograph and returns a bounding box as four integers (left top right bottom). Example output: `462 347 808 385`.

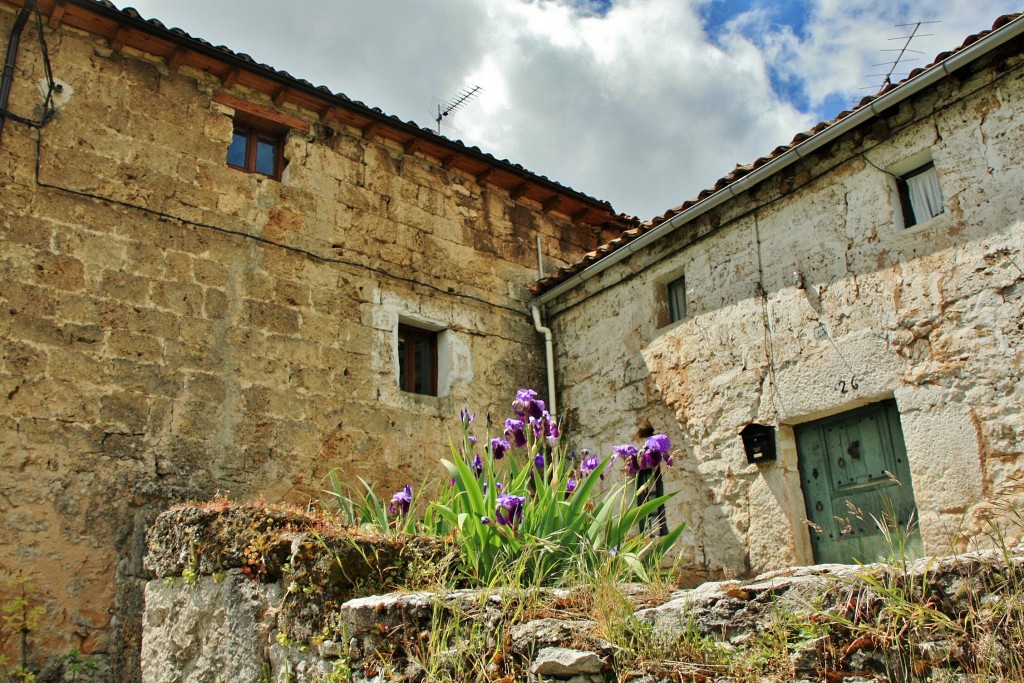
0 7 597 679
549 45 1024 583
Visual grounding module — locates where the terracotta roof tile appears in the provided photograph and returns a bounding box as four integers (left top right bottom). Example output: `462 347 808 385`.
531 13 1022 295
77 0 624 218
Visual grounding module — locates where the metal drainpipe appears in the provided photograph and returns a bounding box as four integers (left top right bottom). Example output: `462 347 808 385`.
531 304 557 417
533 235 557 416
0 0 36 144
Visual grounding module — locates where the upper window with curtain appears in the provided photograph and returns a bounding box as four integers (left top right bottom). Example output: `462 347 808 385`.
897 162 944 227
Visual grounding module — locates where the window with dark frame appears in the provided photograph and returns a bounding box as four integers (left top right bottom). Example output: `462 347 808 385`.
667 275 687 323
897 162 944 228
227 123 284 179
398 324 439 396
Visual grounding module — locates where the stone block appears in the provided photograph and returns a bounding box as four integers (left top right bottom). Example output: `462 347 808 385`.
241 299 300 336
107 330 163 363
202 288 230 319
149 281 204 317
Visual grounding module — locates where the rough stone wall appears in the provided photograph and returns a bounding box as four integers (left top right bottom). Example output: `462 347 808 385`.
139 506 1024 683
0 7 597 679
549 45 1024 583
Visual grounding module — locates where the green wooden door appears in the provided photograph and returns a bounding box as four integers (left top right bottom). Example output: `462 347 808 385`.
795 400 923 564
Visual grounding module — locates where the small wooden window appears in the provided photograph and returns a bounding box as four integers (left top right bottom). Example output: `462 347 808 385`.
667 275 687 323
398 324 438 396
227 123 284 179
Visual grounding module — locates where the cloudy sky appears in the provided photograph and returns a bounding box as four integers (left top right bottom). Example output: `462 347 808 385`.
126 0 1020 219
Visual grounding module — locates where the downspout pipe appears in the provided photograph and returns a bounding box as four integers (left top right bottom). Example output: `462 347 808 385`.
0 0 36 144
531 303 557 417
533 234 557 416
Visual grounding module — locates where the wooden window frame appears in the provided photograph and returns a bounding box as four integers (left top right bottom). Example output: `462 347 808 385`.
398 323 439 396
214 93 307 182
228 123 285 180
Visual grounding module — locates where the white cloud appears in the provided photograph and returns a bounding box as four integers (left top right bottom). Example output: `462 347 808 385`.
123 0 1019 218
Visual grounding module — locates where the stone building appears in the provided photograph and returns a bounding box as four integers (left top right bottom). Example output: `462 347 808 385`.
534 14 1024 583
2 0 1023 680
0 0 628 678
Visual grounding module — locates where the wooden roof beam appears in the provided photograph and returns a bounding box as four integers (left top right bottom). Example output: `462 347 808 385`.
572 208 593 223
272 86 290 107
440 154 460 170
509 183 530 201
108 25 130 52
542 195 562 213
361 121 382 140
48 2 66 28
222 67 241 89
167 47 188 72
404 138 425 155
475 168 493 184
212 92 310 132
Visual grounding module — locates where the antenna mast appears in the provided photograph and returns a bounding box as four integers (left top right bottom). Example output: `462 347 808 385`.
434 85 482 134
864 21 940 95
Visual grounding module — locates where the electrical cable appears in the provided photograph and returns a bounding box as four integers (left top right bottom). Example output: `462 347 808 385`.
3 3 530 319
0 1 56 136
31 129 528 317
753 213 789 418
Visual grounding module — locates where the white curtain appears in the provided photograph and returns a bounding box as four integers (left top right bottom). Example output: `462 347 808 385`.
907 166 944 222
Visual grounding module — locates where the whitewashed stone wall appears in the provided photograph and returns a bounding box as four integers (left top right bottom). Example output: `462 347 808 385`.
549 45 1024 581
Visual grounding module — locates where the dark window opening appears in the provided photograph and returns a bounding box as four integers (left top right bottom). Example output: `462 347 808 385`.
636 467 669 536
398 324 438 396
227 122 284 179
897 162 944 228
668 275 687 323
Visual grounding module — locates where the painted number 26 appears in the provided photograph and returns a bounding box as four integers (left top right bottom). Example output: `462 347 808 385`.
836 376 860 394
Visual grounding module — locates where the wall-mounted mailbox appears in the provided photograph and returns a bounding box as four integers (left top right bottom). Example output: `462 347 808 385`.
740 423 777 464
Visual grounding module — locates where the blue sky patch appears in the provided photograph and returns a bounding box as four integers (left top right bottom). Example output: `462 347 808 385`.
569 0 613 16
699 0 822 115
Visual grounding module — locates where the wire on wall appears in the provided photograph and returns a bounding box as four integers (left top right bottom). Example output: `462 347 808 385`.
29 127 527 317
3 5 530 319
0 0 57 141
753 212 789 419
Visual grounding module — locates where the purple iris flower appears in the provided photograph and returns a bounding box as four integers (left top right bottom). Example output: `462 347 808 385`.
546 419 560 446
512 388 546 420
389 485 412 515
504 419 527 448
460 408 475 427
472 453 483 477
490 438 511 460
580 452 600 476
635 434 674 472
482 481 505 496
566 477 578 494
646 434 671 455
612 444 638 461
637 447 660 471
468 435 478 446
534 453 545 469
647 434 674 467
512 389 536 416
496 492 526 528
529 416 542 439
612 444 640 475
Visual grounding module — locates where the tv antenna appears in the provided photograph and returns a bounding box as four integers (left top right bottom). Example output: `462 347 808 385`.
431 85 482 134
862 21 940 95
